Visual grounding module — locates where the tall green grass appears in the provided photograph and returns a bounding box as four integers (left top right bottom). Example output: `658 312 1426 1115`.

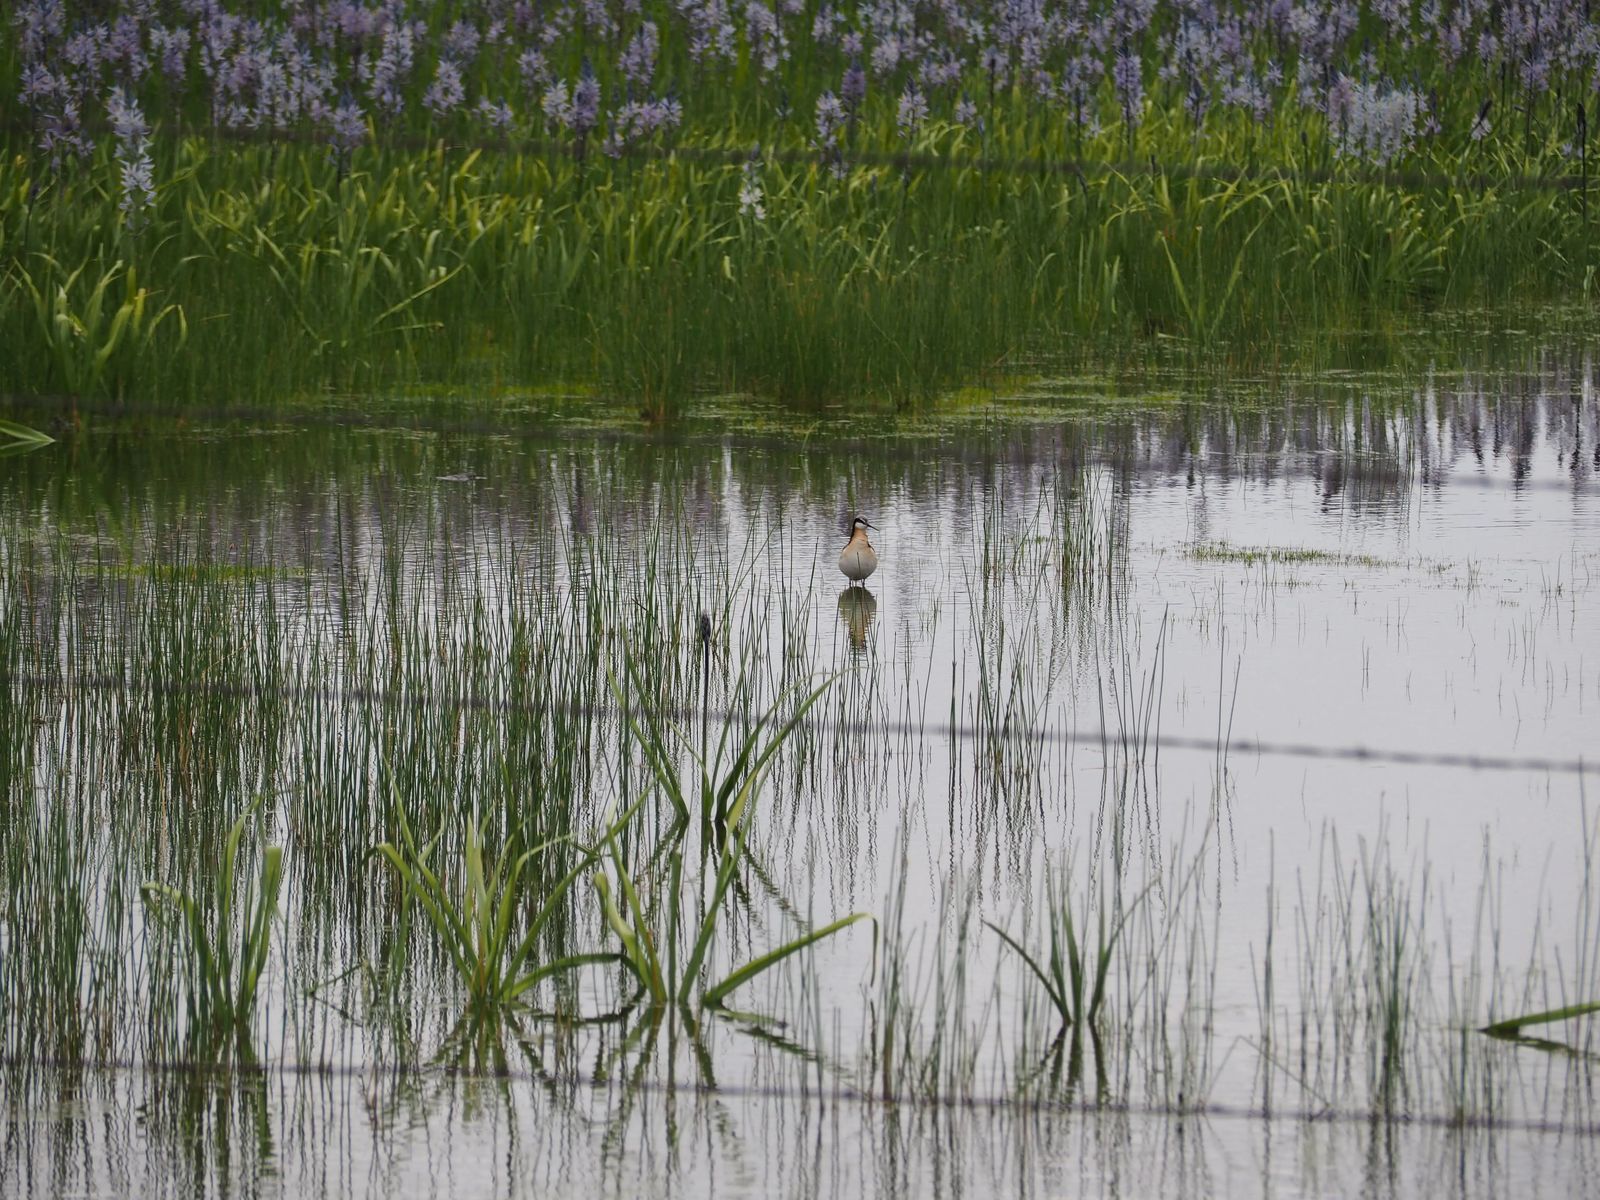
1 134 1594 419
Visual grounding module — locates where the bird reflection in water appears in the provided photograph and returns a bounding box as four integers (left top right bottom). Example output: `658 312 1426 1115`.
837 586 877 656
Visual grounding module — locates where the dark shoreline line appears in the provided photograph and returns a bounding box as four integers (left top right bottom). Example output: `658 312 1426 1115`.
7 671 1595 777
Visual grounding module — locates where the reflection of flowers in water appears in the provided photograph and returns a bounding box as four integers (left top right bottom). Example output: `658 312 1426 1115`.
837 586 877 655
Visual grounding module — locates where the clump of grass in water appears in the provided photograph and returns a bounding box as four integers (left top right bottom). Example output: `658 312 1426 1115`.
614 652 834 829
1360 847 1429 1111
1189 541 1390 569
986 869 1152 1070
594 794 871 1015
371 803 633 1024
865 836 990 1102
598 662 871 1017
140 803 283 1053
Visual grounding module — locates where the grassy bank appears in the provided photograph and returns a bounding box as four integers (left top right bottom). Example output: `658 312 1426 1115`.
3 130 1596 419
5 0 1600 417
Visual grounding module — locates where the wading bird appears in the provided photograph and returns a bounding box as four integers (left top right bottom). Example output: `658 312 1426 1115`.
838 516 878 585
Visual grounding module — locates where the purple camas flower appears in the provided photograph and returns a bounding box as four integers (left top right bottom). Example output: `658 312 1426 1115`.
443 20 481 63
870 35 901 77
476 97 515 130
518 47 549 92
812 5 843 45
64 27 107 77
636 96 683 134
12 0 66 62
542 80 572 127
896 83 927 137
744 0 785 76
581 0 616 37
121 150 156 216
841 59 866 108
605 95 683 154
332 1 377 41
980 45 1007 83
1114 45 1143 134
1520 49 1551 93
815 90 846 147
572 65 600 133
107 84 149 145
105 16 149 84
1469 103 1492 141
150 26 192 81
38 96 91 167
423 57 465 117
328 100 366 151
107 87 155 222
366 21 414 114
738 160 766 219
919 48 964 91
1329 75 1423 163
682 0 736 65
618 21 659 87
19 62 60 105
954 95 978 125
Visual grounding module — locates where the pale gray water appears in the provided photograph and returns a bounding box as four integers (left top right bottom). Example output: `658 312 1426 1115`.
3 354 1598 1197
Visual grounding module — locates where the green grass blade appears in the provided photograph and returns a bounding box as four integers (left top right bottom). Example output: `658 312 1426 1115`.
372 843 477 987
985 920 1069 1021
0 419 54 448
678 821 749 1005
703 913 873 1008
1483 1001 1600 1038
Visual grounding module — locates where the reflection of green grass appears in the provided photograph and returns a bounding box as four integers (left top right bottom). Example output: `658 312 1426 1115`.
1188 541 1390 569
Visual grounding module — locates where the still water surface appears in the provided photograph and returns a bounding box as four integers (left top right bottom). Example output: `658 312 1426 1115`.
3 354 1598 1197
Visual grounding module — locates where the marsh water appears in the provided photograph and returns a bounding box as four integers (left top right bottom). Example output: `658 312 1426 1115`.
3 348 1599 1198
